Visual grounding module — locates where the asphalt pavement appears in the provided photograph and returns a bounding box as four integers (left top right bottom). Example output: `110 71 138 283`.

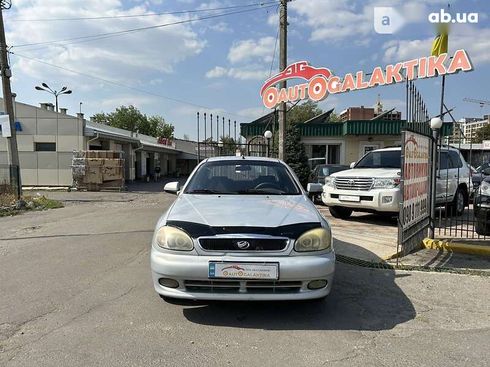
0 186 489 366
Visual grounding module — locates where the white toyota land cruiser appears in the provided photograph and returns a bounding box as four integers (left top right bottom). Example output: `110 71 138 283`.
321 146 470 219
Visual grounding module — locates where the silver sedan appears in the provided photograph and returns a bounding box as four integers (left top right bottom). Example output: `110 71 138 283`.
151 156 335 301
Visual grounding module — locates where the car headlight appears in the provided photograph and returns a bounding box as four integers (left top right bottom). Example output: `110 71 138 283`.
373 178 400 189
155 226 194 251
295 227 332 252
324 177 335 188
481 181 490 196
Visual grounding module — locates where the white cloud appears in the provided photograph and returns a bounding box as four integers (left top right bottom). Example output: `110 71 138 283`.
208 21 231 33
205 66 228 78
205 66 269 80
7 0 206 85
289 0 450 43
237 106 267 119
99 95 160 109
382 26 490 65
227 36 275 64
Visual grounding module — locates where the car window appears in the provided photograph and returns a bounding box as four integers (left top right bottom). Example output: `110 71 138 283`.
185 160 301 195
476 163 490 172
448 151 463 169
355 150 401 169
320 167 330 176
439 152 450 170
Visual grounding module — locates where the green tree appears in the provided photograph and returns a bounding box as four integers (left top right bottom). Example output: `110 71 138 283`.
284 124 310 188
220 136 237 156
286 100 323 124
105 105 148 134
148 115 174 139
90 105 174 138
474 124 490 143
329 112 342 122
91 112 108 124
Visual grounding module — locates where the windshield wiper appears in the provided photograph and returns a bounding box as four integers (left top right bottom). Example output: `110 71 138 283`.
186 189 223 194
237 189 287 195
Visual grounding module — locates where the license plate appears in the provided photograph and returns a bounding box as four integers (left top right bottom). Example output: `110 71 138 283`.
209 262 279 280
339 195 360 202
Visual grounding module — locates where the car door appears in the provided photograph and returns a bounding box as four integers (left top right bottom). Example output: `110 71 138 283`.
436 151 452 204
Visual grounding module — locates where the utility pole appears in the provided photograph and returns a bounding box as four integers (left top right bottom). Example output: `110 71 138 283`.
0 2 21 198
278 0 287 160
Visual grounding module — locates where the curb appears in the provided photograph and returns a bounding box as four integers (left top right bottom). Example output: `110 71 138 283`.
336 254 489 276
422 238 490 257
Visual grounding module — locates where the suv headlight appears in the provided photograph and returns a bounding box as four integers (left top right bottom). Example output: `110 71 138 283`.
155 226 194 251
324 177 335 188
481 181 490 196
295 227 332 252
373 178 400 189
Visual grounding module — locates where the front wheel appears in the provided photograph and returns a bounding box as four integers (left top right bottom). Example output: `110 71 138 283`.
329 206 353 219
450 188 466 216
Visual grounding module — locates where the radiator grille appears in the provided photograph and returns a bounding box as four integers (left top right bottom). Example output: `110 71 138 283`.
184 280 302 293
334 177 373 191
199 238 288 251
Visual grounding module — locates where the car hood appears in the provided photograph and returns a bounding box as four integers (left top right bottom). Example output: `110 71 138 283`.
331 168 401 178
166 194 321 227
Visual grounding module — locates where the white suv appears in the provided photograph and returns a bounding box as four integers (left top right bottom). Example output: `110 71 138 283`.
321 146 470 219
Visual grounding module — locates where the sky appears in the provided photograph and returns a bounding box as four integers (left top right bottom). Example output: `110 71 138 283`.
3 0 490 140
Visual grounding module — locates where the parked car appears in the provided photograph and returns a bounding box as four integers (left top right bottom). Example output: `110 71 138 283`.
321 146 470 219
474 172 490 235
308 164 349 203
471 162 490 191
151 156 335 301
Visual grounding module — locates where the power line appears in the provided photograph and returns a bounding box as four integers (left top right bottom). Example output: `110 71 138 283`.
9 51 253 120
7 1 279 22
12 4 277 49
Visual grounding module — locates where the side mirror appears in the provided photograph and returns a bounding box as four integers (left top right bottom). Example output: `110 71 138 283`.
350 162 356 169
483 168 490 176
307 183 323 194
164 181 180 194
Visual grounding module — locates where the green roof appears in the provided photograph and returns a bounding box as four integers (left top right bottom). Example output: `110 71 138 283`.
241 118 453 138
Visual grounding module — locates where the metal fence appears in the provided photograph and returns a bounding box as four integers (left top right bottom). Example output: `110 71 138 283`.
435 106 489 239
0 164 21 197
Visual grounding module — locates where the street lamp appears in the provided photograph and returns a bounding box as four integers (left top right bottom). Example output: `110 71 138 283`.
35 83 72 113
264 130 273 157
429 116 443 238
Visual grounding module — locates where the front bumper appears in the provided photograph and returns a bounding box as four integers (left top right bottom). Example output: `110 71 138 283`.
321 186 400 212
151 249 335 300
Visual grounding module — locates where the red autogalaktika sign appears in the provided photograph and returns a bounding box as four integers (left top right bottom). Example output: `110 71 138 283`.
260 49 473 109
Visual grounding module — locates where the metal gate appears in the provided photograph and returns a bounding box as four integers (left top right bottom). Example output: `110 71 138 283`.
398 81 432 257
196 112 268 160
436 105 489 240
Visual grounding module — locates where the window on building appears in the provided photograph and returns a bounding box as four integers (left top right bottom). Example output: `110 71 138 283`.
327 144 341 164
35 142 56 152
311 145 327 158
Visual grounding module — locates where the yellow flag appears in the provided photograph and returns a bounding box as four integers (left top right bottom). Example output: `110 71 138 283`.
431 24 449 56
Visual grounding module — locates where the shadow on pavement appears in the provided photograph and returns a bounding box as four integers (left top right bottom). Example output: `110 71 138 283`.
340 212 398 227
181 261 416 331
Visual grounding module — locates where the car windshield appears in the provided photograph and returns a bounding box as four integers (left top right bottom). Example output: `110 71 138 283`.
476 163 489 173
322 166 347 175
184 160 301 195
355 150 401 169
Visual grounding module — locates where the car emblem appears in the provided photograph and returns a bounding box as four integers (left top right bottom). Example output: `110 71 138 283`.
235 240 251 250
348 179 355 186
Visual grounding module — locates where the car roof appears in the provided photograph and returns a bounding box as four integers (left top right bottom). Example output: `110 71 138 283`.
373 145 460 153
204 156 282 163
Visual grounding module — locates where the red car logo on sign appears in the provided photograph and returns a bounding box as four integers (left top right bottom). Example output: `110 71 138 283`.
260 61 332 96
